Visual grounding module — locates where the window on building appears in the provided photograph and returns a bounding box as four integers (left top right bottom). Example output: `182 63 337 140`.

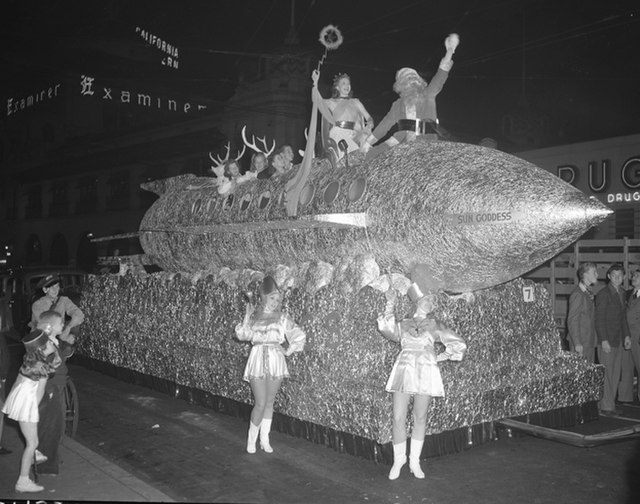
77 232 97 273
106 171 130 210
76 177 98 214
49 181 69 217
25 185 43 219
26 234 42 265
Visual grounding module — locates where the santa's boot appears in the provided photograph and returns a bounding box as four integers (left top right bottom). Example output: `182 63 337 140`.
246 421 260 454
388 441 407 480
408 438 425 479
260 417 274 453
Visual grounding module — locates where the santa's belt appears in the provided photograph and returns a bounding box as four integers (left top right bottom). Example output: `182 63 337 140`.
334 120 356 130
396 119 436 135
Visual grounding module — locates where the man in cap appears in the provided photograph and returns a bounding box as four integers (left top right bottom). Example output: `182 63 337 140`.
30 274 84 475
360 33 459 159
30 274 84 345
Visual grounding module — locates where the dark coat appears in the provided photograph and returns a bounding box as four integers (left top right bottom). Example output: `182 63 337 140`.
595 282 630 347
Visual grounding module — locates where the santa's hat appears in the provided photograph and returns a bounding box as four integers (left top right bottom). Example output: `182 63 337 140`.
395 67 420 83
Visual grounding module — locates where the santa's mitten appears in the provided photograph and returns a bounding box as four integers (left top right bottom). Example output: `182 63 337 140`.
444 33 460 53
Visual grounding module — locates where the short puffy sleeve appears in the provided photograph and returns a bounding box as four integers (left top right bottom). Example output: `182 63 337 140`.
283 314 305 354
235 321 253 342
434 323 466 362
20 360 51 381
377 314 401 342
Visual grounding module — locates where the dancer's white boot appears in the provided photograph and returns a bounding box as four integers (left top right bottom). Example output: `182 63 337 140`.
246 421 260 454
408 438 425 479
260 418 274 453
388 441 407 480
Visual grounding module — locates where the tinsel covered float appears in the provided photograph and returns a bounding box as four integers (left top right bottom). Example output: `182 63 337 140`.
138 139 610 292
77 138 610 462
77 270 604 462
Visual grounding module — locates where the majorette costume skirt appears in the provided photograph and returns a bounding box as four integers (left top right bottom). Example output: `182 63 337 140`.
2 374 41 423
385 348 445 397
243 343 289 382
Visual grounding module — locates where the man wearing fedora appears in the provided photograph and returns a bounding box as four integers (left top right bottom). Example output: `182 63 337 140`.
30 273 84 474
360 33 459 160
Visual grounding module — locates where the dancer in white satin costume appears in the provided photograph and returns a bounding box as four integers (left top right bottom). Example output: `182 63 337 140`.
235 276 305 454
377 284 466 480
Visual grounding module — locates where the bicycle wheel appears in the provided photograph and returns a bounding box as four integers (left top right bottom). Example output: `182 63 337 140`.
63 378 79 438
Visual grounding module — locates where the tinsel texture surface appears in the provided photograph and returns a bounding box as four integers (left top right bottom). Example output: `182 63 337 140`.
138 139 610 292
78 270 603 444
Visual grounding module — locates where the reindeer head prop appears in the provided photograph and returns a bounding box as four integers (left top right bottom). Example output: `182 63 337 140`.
209 141 246 178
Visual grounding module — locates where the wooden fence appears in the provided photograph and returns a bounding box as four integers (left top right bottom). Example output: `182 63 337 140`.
524 238 640 339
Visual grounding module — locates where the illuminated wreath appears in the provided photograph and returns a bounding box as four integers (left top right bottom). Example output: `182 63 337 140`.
319 25 343 50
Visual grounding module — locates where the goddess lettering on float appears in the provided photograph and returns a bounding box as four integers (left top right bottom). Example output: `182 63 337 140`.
448 211 523 226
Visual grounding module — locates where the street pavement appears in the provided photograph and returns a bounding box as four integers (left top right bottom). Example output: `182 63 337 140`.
0 416 173 501
1 362 640 503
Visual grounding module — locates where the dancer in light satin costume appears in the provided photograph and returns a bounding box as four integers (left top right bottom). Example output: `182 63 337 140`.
235 276 305 454
377 284 466 480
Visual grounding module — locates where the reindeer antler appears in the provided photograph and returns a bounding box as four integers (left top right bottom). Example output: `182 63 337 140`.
235 143 246 161
209 142 231 177
241 125 276 157
209 142 231 167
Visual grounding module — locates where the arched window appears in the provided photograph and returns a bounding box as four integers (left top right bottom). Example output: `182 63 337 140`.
77 232 97 273
26 234 42 265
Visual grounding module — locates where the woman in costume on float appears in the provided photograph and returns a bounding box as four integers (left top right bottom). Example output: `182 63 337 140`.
377 284 466 480
258 151 290 180
218 159 252 195
235 276 306 454
311 69 373 164
245 152 269 181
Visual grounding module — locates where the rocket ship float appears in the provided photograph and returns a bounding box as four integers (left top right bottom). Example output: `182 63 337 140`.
79 28 613 460
139 138 610 292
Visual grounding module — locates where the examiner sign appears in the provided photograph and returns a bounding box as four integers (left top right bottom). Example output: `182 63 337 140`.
80 74 207 113
6 83 62 116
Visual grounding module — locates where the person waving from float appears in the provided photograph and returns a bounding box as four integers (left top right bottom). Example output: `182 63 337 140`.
311 69 373 166
361 33 459 160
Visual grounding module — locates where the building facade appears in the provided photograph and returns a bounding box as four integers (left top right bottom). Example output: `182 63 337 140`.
0 40 311 270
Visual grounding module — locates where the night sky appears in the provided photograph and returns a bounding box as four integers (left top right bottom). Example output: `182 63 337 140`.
1 0 639 148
